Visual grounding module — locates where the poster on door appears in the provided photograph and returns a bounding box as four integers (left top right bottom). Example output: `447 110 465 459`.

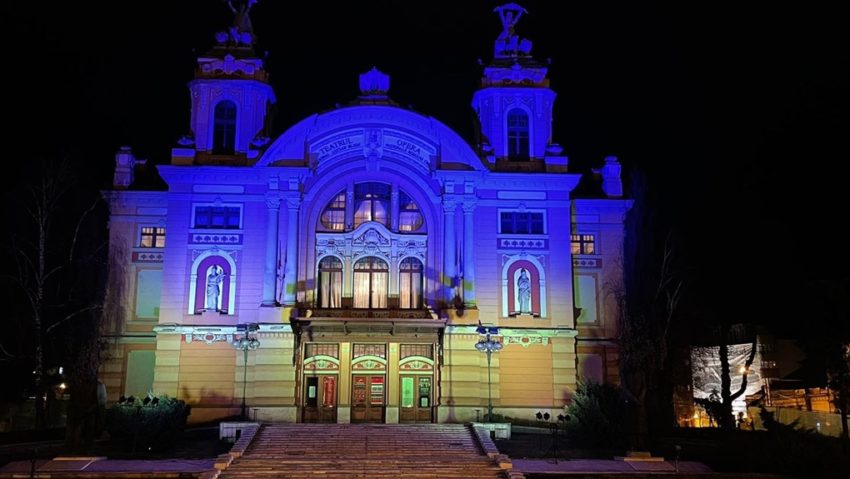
370 376 384 405
322 376 336 406
353 376 367 405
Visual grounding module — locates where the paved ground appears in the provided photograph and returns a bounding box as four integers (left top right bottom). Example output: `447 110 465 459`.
514 458 712 474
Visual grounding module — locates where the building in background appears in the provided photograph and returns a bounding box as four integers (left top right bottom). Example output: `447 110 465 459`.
100 3 631 424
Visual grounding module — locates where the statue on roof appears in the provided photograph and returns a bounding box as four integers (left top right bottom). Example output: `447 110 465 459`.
225 0 258 46
494 3 527 39
493 3 533 58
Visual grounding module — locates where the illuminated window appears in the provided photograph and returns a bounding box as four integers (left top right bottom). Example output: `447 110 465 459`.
399 257 423 309
353 257 388 308
398 191 423 232
353 183 390 228
507 108 530 160
317 257 343 308
193 205 241 229
571 234 596 254
500 211 544 234
320 191 346 231
139 226 166 248
213 100 237 154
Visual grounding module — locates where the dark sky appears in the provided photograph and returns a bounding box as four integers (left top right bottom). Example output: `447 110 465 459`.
5 1 848 324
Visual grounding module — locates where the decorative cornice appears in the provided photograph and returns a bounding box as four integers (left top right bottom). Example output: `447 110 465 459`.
153 323 294 336
444 326 578 338
572 199 634 219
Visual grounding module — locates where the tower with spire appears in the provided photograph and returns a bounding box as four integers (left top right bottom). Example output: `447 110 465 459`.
172 0 276 166
472 3 566 172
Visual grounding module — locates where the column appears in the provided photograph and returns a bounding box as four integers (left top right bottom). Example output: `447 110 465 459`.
345 183 354 231
462 200 477 307
282 197 301 305
261 195 281 306
443 199 458 303
390 185 400 232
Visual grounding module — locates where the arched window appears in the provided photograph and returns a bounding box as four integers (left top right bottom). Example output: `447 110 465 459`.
318 257 343 308
399 257 423 309
398 191 424 232
213 100 237 154
507 108 529 160
353 183 389 228
320 191 346 231
353 257 388 308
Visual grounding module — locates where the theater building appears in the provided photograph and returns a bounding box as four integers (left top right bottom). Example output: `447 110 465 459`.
100 4 632 424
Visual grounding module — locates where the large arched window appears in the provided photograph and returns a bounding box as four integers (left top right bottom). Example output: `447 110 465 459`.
353 257 388 308
213 100 237 154
399 257 423 309
398 192 424 232
318 257 343 308
353 183 389 228
320 191 346 231
507 108 529 160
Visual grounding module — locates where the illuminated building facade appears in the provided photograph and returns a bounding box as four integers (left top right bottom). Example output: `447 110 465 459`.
101 4 632 424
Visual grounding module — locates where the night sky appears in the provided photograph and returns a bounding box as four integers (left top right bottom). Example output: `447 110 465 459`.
5 1 848 328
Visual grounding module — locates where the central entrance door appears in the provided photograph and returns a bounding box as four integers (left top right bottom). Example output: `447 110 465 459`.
302 375 338 423
351 375 385 423
399 375 432 423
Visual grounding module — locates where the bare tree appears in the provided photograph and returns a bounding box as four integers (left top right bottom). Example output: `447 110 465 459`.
611 168 683 450
2 160 105 432
691 325 758 430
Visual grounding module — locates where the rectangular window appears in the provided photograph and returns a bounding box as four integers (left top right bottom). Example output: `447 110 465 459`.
571 234 596 254
305 343 339 359
193 205 241 229
353 344 386 359
135 269 162 319
500 211 544 234
400 344 432 359
574 274 598 324
139 226 166 248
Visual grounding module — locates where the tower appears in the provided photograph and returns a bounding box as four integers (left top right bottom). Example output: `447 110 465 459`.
172 2 276 166
471 4 565 172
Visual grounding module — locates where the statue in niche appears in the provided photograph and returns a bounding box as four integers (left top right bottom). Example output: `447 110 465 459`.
206 265 225 310
516 268 531 314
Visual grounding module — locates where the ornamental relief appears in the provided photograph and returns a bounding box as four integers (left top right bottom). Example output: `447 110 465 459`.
316 224 427 264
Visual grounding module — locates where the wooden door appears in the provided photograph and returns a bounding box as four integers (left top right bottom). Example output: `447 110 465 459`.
302 375 337 423
351 375 385 423
399 375 432 423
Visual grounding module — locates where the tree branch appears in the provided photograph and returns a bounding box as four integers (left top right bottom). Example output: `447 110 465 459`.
44 305 100 335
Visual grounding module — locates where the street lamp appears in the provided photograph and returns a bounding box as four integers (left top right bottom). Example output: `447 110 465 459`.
232 323 260 421
475 324 503 422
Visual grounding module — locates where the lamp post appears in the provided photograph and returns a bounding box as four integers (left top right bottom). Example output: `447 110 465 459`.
232 323 260 421
475 324 503 422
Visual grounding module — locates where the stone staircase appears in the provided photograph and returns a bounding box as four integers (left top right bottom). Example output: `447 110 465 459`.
211 423 520 478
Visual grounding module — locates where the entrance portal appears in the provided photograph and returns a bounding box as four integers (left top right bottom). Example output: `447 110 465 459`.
351 375 385 423
399 375 432 423
302 375 338 423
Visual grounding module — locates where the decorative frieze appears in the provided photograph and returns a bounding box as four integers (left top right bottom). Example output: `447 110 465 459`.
132 251 164 263
188 233 243 245
498 238 548 250
572 257 602 269
504 335 549 347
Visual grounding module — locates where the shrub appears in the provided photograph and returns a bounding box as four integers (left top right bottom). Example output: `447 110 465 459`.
105 394 191 452
564 380 633 450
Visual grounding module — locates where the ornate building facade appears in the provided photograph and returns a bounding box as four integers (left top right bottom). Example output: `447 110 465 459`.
101 4 632 424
